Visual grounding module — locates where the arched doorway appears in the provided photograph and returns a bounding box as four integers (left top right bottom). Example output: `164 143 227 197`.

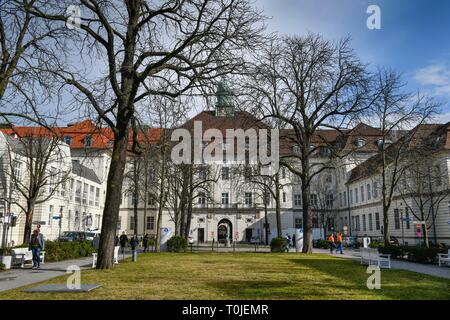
217 219 233 243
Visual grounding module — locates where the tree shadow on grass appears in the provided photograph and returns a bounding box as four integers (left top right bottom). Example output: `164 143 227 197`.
286 256 450 300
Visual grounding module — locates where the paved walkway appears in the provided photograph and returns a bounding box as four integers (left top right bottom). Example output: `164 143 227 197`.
0 251 132 293
314 248 450 280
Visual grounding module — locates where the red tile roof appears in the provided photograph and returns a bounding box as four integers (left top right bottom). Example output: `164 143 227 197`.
0 120 162 150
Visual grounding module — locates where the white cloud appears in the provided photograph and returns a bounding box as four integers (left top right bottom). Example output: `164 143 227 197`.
414 64 450 97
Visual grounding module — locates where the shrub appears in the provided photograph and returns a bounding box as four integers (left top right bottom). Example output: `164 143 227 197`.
0 247 12 256
377 245 405 259
314 239 329 249
44 241 95 262
167 236 187 252
0 262 5 271
270 237 288 252
406 246 447 264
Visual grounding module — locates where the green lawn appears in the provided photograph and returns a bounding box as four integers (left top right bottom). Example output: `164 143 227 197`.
1 252 449 300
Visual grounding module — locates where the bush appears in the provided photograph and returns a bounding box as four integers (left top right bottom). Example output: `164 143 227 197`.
369 243 448 264
270 237 288 252
378 245 405 259
314 239 329 249
0 247 12 256
167 236 187 252
0 263 5 271
44 241 95 262
406 246 447 264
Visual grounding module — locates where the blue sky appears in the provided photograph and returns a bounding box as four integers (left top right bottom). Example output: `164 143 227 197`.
257 0 450 117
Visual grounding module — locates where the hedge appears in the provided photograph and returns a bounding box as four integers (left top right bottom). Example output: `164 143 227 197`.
270 237 288 252
43 241 96 262
167 236 187 252
369 242 448 264
313 239 329 249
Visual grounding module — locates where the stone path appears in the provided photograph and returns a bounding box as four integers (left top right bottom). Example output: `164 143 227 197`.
0 250 132 293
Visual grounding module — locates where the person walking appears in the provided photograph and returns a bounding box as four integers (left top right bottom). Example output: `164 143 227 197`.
119 232 128 254
29 228 45 269
143 233 149 253
284 234 291 252
336 232 344 254
292 233 296 248
327 233 335 254
130 235 138 262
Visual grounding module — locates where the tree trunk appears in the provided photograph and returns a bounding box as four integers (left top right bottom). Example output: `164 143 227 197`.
23 204 35 245
275 173 282 238
96 130 128 269
301 184 313 253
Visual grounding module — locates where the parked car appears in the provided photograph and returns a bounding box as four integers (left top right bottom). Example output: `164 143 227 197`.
389 236 400 246
343 236 357 248
58 231 87 242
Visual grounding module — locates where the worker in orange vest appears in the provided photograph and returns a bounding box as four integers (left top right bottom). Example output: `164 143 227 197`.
327 233 335 254
336 232 343 254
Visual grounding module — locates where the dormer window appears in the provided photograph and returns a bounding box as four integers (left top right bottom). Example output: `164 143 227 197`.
85 135 92 147
355 138 365 148
64 136 72 145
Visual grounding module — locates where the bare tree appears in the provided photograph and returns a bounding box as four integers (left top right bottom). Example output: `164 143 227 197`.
398 135 448 247
0 0 64 124
28 0 266 268
247 34 373 253
368 69 440 246
1 130 70 243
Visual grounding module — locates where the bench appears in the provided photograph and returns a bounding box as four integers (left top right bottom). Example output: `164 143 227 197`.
11 247 45 268
360 248 391 269
437 249 450 267
92 246 120 268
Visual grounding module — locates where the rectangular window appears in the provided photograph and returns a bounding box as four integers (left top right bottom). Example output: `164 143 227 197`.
355 215 360 231
326 194 333 208
283 192 286 203
64 136 72 145
362 214 367 231
89 186 94 206
131 193 137 206
339 193 342 207
394 209 400 230
343 191 347 207
310 194 318 207
198 192 206 205
360 186 364 202
146 216 155 230
222 167 230 180
351 216 355 231
294 194 302 207
221 193 229 205
368 213 373 231
244 192 252 205
367 184 371 201
130 216 135 230
49 166 57 193
85 135 92 147
373 182 378 198
148 193 156 206
95 188 100 206
355 188 358 203
349 189 353 205
60 181 66 197
82 183 88 205
295 218 302 229
75 181 82 203
375 212 380 230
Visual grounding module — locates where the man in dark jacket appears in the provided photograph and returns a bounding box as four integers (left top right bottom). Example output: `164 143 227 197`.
143 234 149 252
29 228 45 269
119 232 128 254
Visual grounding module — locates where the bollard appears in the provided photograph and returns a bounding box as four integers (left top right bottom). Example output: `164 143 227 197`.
132 250 137 262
